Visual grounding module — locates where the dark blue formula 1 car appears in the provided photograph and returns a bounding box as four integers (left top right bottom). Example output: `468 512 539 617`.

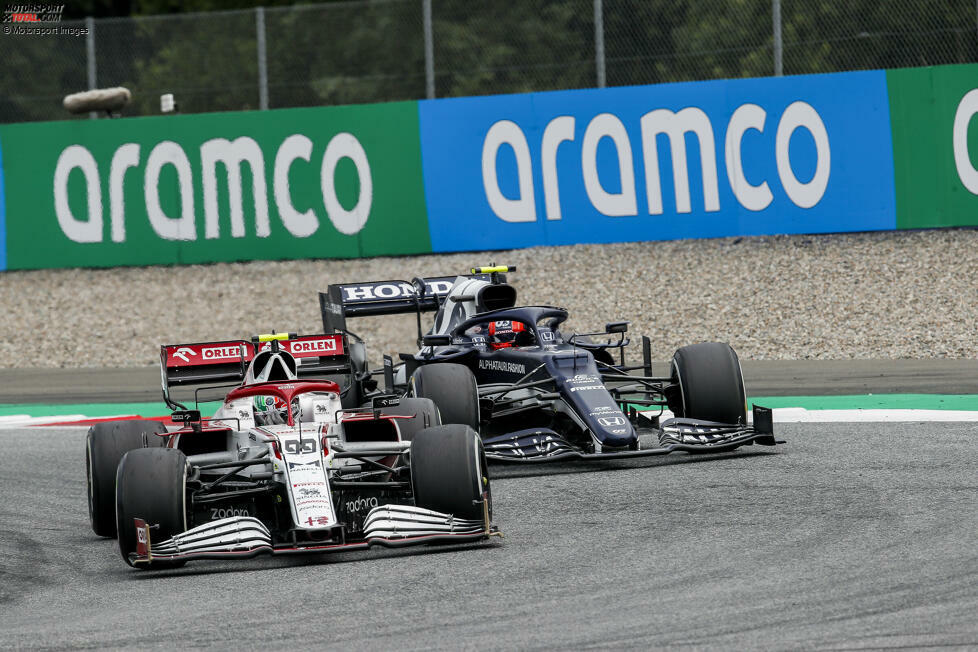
319 266 780 462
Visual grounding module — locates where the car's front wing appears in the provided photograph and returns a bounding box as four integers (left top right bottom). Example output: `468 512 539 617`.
128 504 498 566
483 407 782 463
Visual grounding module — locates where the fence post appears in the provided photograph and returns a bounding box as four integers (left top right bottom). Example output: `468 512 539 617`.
423 0 435 99
85 16 96 119
256 6 269 110
594 0 606 88
772 0 783 76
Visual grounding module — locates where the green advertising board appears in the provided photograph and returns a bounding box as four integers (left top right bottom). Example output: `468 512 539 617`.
888 64 978 230
0 101 430 269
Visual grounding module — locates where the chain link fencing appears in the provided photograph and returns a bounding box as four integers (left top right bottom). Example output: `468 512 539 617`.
265 0 426 108
1 0 976 123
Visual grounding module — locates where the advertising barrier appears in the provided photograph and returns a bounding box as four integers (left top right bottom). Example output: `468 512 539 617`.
2 63 978 270
418 70 896 252
888 65 978 230
0 102 430 270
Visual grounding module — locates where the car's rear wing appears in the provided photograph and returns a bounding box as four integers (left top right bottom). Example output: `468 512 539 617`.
160 333 351 407
161 339 252 388
319 274 492 333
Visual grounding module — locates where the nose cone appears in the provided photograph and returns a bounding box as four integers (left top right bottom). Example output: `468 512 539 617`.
592 417 636 449
548 358 639 449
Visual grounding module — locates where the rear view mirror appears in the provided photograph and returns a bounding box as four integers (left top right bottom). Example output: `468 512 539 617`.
422 334 451 347
171 410 201 423
605 321 629 334
372 395 401 409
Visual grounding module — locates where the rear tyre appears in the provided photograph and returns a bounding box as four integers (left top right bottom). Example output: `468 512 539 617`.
86 420 167 538
669 342 747 424
116 447 188 569
409 363 480 432
411 424 490 521
382 397 441 442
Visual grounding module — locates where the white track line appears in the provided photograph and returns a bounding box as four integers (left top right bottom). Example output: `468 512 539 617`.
0 414 89 427
763 408 978 422
0 414 136 428
643 408 978 423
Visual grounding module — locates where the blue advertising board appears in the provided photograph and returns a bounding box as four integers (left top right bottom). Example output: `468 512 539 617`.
418 70 896 252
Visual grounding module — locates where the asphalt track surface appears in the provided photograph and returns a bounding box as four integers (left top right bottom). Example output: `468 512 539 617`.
1 420 976 650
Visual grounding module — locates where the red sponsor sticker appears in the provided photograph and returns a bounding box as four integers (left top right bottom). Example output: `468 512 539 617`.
134 518 149 558
165 341 250 367
201 345 241 360
287 336 344 357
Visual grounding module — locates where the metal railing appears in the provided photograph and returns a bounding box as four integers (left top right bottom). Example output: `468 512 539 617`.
0 0 975 123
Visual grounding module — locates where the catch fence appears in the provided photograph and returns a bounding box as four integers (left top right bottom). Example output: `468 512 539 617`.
0 0 975 122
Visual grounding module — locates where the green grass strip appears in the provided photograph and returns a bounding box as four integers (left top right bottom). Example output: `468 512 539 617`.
749 394 978 411
3 394 978 420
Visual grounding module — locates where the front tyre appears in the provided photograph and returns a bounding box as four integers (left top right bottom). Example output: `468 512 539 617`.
411 424 490 521
116 447 188 569
669 342 747 425
86 419 167 538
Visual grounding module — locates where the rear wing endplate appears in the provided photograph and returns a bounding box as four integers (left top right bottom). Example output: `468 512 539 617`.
319 274 491 333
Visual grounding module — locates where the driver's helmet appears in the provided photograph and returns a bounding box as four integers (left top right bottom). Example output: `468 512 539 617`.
488 320 528 350
253 395 290 426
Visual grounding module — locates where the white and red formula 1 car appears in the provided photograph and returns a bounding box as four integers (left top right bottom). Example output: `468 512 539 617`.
85 332 497 570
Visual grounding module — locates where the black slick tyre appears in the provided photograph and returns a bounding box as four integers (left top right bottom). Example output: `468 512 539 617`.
382 397 441 442
411 424 490 520
86 419 167 538
409 363 480 431
116 447 188 569
670 342 747 425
